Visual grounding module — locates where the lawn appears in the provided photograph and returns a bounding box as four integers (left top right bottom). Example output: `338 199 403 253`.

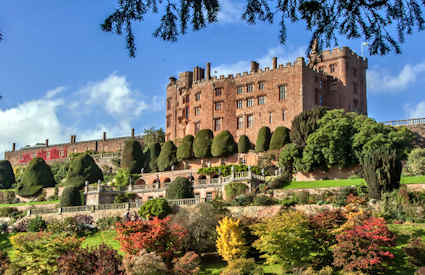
0 200 58 208
283 175 425 190
82 230 122 254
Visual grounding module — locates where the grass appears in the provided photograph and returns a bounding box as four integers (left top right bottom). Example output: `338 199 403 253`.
82 230 122 254
283 175 425 190
0 200 58 208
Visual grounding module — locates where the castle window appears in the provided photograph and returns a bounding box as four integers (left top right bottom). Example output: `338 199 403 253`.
247 84 253 93
185 106 189 119
215 102 222 111
247 114 254 128
194 106 201 116
237 117 244 129
246 98 254 107
214 118 222 131
320 95 324 106
330 63 336 73
183 95 189 103
237 100 243 109
237 86 243 94
353 68 358 77
206 192 213 201
269 112 273 124
282 109 285 121
194 121 201 134
195 92 201 101
279 85 286 100
258 81 264 90
258 96 265 105
215 88 223 96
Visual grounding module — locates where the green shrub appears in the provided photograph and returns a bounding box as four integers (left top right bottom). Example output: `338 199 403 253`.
114 192 138 203
255 126 272 152
145 142 161 172
280 196 298 208
0 160 15 189
269 126 290 150
406 148 425 176
157 141 177 172
232 194 254 206
17 157 56 197
0 207 23 219
290 107 327 147
404 238 425 267
193 129 213 158
0 250 9 274
268 175 290 189
166 177 194 199
121 139 144 174
360 146 402 200
27 216 47 232
253 195 277 206
60 185 82 207
211 130 237 157
67 153 103 187
96 216 121 231
139 198 171 219
177 135 194 161
225 182 248 201
50 161 70 184
238 135 251 153
221 258 264 275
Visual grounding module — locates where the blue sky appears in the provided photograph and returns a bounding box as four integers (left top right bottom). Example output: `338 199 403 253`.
1 1 425 156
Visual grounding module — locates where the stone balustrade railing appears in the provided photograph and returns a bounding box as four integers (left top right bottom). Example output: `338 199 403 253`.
383 117 425 126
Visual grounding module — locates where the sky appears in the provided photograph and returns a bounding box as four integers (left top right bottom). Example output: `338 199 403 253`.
1 1 425 157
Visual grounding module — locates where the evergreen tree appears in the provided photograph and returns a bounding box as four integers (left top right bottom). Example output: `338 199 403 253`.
67 153 103 187
237 135 251 154
255 127 271 152
17 158 56 197
157 141 177 172
193 129 213 158
211 131 237 157
269 126 290 150
177 135 194 161
121 139 144 174
0 160 15 189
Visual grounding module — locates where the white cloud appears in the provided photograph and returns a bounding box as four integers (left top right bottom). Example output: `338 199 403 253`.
217 0 244 23
212 46 307 76
404 101 425 118
45 86 65 99
367 61 425 93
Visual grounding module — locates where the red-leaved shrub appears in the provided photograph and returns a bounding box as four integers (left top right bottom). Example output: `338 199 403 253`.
333 217 395 273
116 217 186 265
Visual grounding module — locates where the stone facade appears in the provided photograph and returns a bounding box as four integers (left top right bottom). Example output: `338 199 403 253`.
4 129 142 166
165 46 368 144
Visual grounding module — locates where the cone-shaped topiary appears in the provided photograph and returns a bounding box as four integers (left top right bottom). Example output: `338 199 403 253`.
60 185 82 207
67 153 103 187
17 158 56 197
269 126 290 150
144 142 161 172
121 139 144 174
0 160 15 189
237 135 251 154
177 135 194 161
290 107 327 147
157 141 177 172
193 129 213 158
255 127 272 152
166 177 194 199
211 131 237 157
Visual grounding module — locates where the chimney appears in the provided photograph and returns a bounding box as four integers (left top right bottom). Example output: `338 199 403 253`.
193 66 198 82
272 57 278 69
45 139 49 147
73 135 77 144
131 128 135 137
206 62 211 80
103 132 107 141
95 141 98 152
250 61 259 73
12 143 16 152
70 135 74 144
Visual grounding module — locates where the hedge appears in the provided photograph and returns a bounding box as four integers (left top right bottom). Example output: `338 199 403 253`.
269 126 290 150
255 127 272 152
121 139 144 174
145 142 161 172
17 158 56 197
157 141 177 172
193 129 213 158
237 135 251 154
60 185 82 207
67 153 103 186
166 177 194 199
211 130 237 157
0 160 15 189
177 135 194 161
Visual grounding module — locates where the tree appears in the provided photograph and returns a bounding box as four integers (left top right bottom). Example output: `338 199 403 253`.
255 127 271 152
17 157 56 197
211 130 237 157
157 140 178 172
216 217 247 262
290 107 327 148
269 126 290 151
278 143 302 174
142 127 165 145
67 153 103 186
193 129 213 158
0 160 15 189
144 142 161 172
102 0 425 57
238 135 251 153
405 148 425 176
139 198 171 219
60 185 82 207
121 139 144 174
177 135 194 161
166 177 193 199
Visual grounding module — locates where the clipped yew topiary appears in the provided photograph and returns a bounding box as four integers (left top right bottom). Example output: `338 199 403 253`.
238 135 251 153
211 131 237 157
67 153 103 187
60 185 82 207
0 160 15 189
121 139 144 174
269 127 290 150
193 129 213 158
145 142 161 172
177 135 194 161
157 141 177 172
255 127 272 152
17 158 56 197
166 177 194 199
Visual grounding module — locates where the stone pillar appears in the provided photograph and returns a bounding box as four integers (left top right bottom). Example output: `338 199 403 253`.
84 181 89 193
97 180 101 192
272 57 277 69
206 62 211 80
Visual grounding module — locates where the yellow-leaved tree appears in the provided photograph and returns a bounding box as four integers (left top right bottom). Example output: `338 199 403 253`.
216 216 247 262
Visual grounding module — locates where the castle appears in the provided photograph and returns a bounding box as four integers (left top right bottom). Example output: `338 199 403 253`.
165 46 368 143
